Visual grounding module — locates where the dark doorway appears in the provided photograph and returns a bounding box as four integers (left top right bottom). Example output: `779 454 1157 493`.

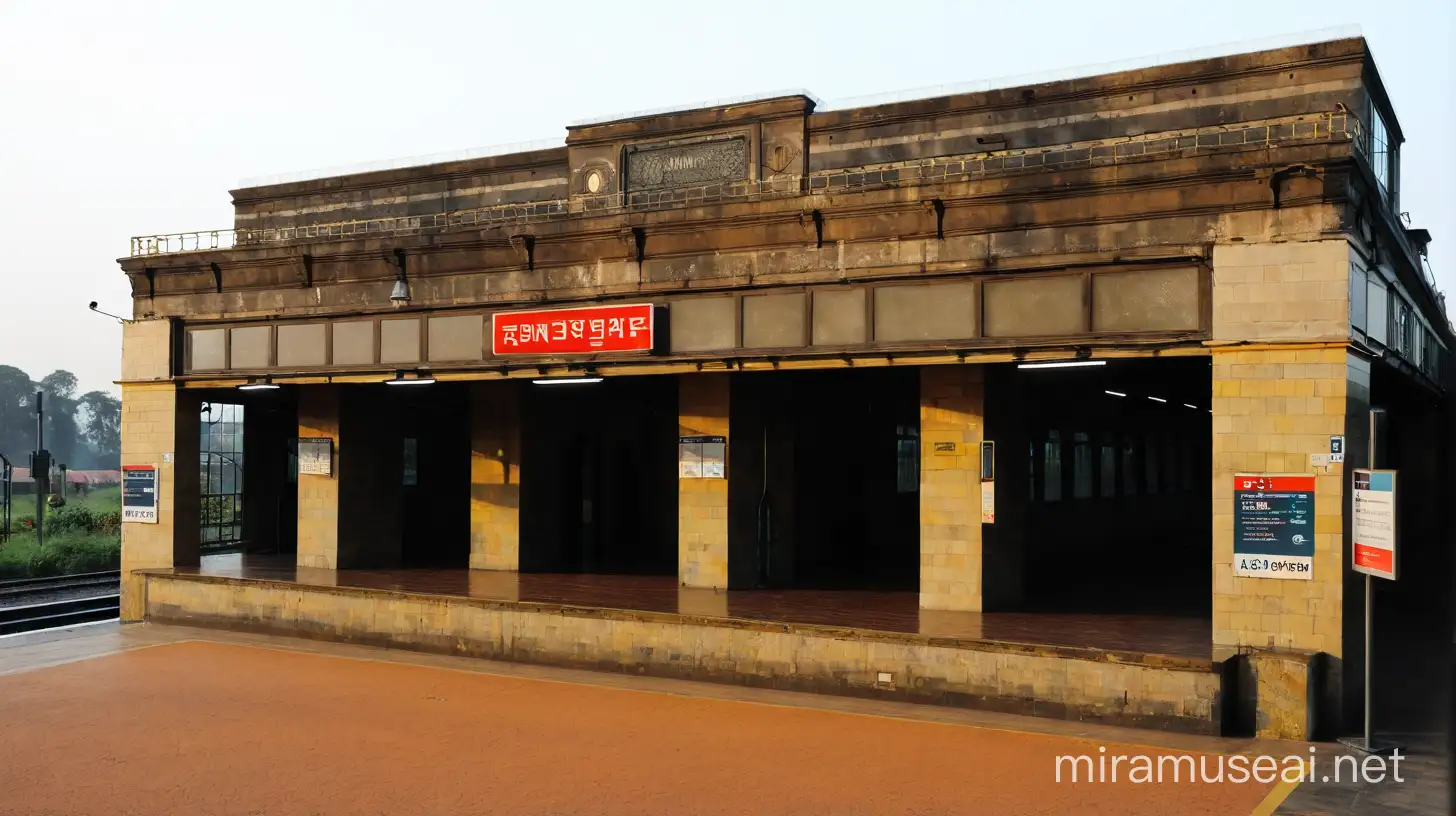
391 383 470 568
984 358 1212 616
730 367 920 591
519 376 677 575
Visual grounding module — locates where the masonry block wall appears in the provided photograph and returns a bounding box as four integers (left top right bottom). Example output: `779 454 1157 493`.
1212 239 1352 342
919 365 985 612
119 383 200 621
469 381 522 571
678 374 729 589
1211 345 1349 656
296 385 340 570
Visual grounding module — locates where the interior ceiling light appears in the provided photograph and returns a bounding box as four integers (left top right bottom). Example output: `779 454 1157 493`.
1104 390 1127 397
1147 396 1167 403
384 370 435 386
531 376 605 385
237 377 280 392
1183 403 1199 409
389 278 410 303
1017 360 1106 369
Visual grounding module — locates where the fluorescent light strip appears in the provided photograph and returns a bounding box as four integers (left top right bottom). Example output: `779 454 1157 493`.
237 383 280 391
532 377 604 385
1147 396 1167 403
1016 360 1106 370
385 377 436 386
1184 403 1199 409
1104 390 1126 397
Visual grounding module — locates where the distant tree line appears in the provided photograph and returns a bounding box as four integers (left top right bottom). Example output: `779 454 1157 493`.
0 366 120 471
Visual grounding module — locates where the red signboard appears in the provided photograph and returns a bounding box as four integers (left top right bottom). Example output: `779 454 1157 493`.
1233 474 1314 493
491 304 655 355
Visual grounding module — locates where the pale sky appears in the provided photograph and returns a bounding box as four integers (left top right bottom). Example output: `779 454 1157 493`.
2 1 1452 397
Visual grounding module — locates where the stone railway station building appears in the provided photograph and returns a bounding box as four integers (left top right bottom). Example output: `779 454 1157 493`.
118 37 1452 739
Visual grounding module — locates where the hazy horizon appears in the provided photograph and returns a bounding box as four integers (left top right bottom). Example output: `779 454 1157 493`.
2 1 1451 397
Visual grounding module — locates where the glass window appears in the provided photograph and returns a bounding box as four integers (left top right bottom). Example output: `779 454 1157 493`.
1368 104 1396 201
895 425 919 494
1043 430 1062 502
1366 278 1389 346
403 438 419 486
1099 436 1117 498
1028 440 1038 501
1073 432 1093 499
1349 263 1367 332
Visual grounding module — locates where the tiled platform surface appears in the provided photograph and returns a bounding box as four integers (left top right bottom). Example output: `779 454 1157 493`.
179 556 1215 661
141 561 1223 733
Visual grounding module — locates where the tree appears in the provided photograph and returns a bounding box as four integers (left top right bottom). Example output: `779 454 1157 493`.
37 370 81 470
0 366 35 464
79 391 121 468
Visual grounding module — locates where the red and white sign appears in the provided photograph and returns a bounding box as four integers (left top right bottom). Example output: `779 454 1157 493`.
491 304 655 355
1352 468 1397 580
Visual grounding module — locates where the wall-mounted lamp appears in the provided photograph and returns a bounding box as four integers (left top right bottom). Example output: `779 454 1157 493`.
389 249 410 304
87 301 126 323
238 376 281 392
384 370 435 386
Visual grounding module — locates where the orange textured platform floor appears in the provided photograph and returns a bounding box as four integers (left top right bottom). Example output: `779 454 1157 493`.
0 640 1274 815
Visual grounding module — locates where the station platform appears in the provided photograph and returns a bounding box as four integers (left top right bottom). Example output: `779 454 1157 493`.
137 556 1222 733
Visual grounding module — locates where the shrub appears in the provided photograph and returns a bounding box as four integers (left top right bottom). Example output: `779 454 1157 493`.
0 532 121 580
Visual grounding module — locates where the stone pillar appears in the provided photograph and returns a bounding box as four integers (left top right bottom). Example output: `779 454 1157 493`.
1211 345 1350 655
296 385 341 570
919 365 985 612
469 380 521 571
118 384 201 621
678 374 729 589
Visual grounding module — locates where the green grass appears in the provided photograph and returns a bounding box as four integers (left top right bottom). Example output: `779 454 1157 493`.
1 486 122 580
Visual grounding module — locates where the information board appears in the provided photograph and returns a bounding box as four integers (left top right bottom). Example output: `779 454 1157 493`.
122 464 159 524
678 436 725 479
1233 473 1315 580
1352 468 1397 580
297 438 333 477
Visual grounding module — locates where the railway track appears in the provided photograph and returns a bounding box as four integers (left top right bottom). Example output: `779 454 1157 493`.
0 571 121 635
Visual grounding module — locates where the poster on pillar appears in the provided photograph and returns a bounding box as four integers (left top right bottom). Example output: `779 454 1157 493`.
678 436 725 478
1352 469 1397 580
121 464 159 524
1232 474 1315 580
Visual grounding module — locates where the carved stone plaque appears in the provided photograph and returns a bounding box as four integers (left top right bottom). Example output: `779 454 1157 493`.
625 136 748 192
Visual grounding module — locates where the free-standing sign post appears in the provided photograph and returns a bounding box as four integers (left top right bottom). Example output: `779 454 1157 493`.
1341 408 1398 756
1232 474 1316 580
121 464 159 524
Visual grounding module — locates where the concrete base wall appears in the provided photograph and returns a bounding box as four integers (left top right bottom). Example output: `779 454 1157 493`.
143 572 1222 734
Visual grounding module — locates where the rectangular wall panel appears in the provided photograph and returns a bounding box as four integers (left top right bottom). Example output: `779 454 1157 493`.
277 323 327 367
742 293 806 349
812 288 867 346
189 328 227 372
983 275 1086 338
670 297 736 353
428 314 484 361
332 321 375 367
874 282 977 343
1092 267 1201 333
380 318 421 364
228 326 272 369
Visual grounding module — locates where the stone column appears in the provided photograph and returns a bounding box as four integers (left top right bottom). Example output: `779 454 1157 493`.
919 365 985 612
118 383 201 621
296 385 341 570
469 380 521 571
678 374 729 589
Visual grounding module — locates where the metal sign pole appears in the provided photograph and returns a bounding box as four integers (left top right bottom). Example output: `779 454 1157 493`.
34 392 43 548
1342 407 1397 755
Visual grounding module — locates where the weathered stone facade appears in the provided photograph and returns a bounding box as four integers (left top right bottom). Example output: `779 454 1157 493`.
118 37 1450 735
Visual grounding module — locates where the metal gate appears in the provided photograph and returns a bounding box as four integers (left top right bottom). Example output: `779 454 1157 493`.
199 403 244 551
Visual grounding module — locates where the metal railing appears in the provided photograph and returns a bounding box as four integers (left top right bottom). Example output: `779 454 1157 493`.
129 112 1360 258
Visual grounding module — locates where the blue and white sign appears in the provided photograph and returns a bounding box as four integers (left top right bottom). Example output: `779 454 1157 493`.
122 464 159 524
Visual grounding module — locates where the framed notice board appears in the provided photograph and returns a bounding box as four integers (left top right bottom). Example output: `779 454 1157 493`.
1232 473 1315 580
